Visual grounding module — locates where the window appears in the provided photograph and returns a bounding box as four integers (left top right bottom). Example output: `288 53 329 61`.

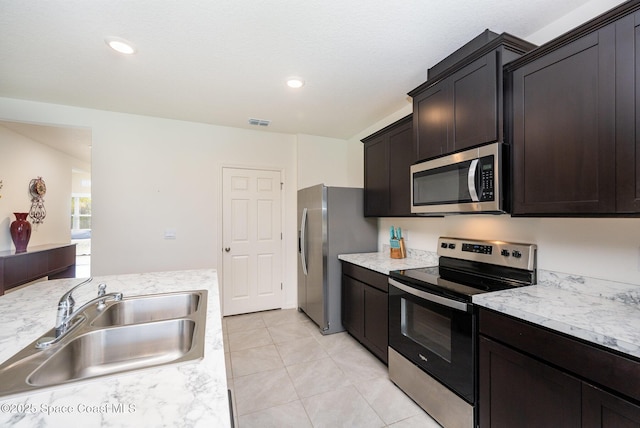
71 195 91 230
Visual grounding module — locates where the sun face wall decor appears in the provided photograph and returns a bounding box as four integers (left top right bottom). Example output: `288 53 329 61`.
28 176 46 224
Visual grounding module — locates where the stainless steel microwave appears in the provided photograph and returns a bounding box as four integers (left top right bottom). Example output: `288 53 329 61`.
411 142 506 215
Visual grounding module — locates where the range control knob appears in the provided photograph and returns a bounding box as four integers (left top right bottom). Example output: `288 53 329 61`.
441 242 448 249
512 250 522 258
501 249 510 257
448 243 456 249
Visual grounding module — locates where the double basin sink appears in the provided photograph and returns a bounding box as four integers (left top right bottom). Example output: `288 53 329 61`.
0 290 208 398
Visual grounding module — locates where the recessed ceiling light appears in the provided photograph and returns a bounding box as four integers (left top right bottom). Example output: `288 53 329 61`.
105 37 137 55
286 78 305 89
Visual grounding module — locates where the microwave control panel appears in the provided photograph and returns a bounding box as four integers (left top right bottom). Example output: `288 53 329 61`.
479 157 494 201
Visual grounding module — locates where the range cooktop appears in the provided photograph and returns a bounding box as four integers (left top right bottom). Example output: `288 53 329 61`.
389 237 537 302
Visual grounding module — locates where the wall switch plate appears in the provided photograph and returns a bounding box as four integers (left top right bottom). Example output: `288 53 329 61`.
164 229 177 239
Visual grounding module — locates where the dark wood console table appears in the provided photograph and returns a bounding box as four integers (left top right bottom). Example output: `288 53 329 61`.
0 243 76 295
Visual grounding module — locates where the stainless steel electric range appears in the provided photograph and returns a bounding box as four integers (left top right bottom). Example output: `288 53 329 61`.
388 237 537 428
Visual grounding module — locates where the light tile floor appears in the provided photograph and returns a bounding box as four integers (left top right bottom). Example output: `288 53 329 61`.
223 309 442 428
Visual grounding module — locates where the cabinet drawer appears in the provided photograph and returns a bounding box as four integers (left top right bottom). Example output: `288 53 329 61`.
479 308 640 402
341 262 388 292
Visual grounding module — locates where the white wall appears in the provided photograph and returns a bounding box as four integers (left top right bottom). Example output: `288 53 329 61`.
0 125 85 250
296 133 352 189
71 169 91 196
0 97 301 308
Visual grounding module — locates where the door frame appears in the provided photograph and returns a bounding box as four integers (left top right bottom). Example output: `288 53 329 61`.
219 164 286 315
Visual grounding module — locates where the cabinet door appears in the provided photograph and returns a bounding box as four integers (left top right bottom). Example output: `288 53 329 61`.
341 275 364 340
387 120 416 216
479 336 582 428
451 51 498 151
616 12 640 212
414 81 449 161
583 383 640 428
363 135 389 216
511 27 616 215
363 285 388 363
3 256 29 288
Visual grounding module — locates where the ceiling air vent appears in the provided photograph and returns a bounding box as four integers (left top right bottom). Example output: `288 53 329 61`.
248 118 271 127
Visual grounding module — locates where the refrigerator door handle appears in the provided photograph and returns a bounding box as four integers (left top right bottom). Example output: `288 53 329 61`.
300 207 308 276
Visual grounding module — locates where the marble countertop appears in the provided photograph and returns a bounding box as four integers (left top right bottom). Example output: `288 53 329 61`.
338 249 438 275
339 252 640 361
474 269 640 360
0 269 230 428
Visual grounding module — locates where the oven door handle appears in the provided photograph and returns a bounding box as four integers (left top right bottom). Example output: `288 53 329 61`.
389 279 470 312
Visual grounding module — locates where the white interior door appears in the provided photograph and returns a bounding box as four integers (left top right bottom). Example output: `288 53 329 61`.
222 167 283 316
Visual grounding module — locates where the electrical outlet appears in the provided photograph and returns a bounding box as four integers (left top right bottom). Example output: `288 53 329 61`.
402 229 408 241
164 229 177 240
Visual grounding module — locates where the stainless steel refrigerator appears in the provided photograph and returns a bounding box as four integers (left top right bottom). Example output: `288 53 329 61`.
297 184 378 334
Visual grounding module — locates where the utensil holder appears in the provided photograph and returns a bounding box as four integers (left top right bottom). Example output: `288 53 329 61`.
390 238 406 259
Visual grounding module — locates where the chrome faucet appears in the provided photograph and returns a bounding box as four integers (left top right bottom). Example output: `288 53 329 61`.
36 277 123 349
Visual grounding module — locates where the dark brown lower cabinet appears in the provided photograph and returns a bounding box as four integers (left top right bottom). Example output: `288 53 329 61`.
583 383 640 428
342 275 364 338
479 308 640 428
479 336 581 427
341 261 388 364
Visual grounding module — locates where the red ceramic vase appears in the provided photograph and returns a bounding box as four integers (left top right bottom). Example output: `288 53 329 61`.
10 212 31 253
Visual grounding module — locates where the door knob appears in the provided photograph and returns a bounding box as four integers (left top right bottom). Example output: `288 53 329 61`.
224 247 231 252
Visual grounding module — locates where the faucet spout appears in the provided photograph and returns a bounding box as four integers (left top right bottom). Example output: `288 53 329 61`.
55 277 93 331
36 278 123 349
54 292 123 337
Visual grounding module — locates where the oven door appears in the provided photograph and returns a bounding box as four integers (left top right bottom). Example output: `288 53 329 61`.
388 278 475 403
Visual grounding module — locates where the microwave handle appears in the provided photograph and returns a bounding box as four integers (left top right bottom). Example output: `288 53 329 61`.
468 159 480 202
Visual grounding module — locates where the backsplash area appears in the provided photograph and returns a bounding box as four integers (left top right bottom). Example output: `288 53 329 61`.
379 216 640 287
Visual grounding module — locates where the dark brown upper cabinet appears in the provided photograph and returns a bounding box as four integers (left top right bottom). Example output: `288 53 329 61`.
507 2 640 216
362 114 414 217
409 30 536 162
615 8 640 212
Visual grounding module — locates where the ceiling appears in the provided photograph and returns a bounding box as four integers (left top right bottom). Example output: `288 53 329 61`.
0 0 598 140
0 120 92 164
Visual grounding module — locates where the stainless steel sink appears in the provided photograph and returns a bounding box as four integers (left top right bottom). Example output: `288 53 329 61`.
0 290 207 398
28 319 197 386
90 291 201 327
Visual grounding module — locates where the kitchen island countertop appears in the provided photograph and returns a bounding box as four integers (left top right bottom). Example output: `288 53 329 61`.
0 269 229 428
